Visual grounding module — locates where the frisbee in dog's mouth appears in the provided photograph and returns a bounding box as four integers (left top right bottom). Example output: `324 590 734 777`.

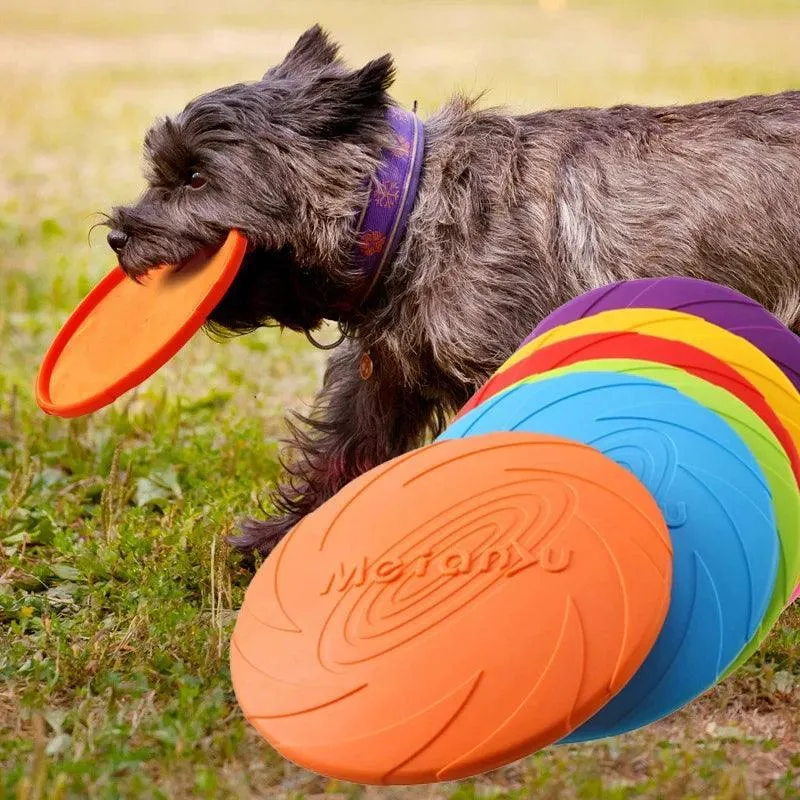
36 229 247 418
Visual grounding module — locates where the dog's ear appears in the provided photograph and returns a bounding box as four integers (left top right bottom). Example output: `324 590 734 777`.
334 54 396 114
278 54 396 139
268 25 341 78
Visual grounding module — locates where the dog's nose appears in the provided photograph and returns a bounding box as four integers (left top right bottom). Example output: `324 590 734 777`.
107 229 129 254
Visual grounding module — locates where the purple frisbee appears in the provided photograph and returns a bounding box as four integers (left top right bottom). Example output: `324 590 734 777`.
524 277 800 394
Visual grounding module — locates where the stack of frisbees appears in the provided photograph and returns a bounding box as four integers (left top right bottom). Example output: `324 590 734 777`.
229 276 800 785
35 243 800 786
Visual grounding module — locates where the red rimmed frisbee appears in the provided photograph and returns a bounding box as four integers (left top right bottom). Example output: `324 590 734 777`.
456 330 800 487
36 230 247 417
231 433 672 784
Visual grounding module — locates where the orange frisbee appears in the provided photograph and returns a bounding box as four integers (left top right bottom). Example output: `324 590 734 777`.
230 433 672 784
36 230 247 417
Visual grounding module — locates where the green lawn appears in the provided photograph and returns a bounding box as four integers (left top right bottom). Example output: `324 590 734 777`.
1 1 799 797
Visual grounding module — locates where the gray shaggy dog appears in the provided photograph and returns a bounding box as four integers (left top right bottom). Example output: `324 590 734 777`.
106 25 800 557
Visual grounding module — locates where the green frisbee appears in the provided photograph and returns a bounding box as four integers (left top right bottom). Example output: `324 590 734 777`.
497 358 799 674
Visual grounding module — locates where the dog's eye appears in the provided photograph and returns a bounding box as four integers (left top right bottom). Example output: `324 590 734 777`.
187 171 206 189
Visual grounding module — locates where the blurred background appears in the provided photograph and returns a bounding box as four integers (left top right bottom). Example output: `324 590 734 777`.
1 1 799 798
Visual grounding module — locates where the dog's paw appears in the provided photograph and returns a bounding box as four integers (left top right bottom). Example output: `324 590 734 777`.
228 513 301 560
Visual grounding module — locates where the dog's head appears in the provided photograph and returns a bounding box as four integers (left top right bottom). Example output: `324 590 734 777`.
105 25 397 334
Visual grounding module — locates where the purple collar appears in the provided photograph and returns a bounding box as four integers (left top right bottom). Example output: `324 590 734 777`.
351 105 425 303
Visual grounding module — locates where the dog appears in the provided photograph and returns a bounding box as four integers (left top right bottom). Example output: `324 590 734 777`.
106 25 800 558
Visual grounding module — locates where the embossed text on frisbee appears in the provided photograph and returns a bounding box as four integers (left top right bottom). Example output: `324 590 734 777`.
321 539 573 596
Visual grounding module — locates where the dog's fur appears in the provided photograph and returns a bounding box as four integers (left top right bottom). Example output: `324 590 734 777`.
106 25 800 557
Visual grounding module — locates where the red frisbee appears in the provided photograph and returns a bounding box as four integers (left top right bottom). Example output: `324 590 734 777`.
36 230 247 417
455 330 800 487
231 433 672 784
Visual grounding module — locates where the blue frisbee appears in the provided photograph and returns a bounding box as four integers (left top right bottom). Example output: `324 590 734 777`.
438 372 779 739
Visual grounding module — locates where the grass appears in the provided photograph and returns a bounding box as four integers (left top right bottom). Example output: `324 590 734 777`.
1 0 799 797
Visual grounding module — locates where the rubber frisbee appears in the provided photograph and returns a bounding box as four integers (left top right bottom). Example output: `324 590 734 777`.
230 433 672 783
524 276 800 395
440 373 779 739
36 229 247 417
456 330 800 488
481 358 798 679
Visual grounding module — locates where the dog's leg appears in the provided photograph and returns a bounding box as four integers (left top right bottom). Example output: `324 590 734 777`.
230 340 444 557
